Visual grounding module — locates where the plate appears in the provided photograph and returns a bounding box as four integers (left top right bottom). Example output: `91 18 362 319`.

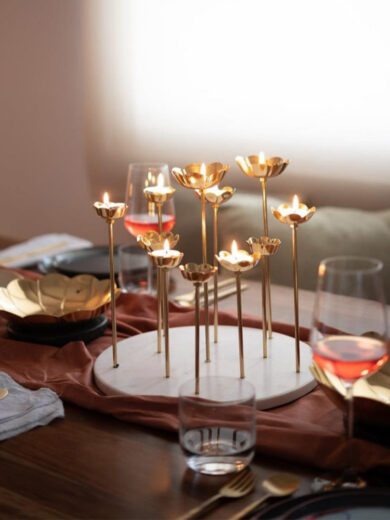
258 489 390 519
38 246 148 279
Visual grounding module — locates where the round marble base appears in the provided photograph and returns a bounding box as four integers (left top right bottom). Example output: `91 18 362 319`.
94 326 316 409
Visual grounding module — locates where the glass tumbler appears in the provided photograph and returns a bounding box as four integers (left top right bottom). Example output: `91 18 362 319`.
179 377 256 475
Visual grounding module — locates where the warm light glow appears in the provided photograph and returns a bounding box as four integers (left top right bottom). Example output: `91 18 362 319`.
231 240 238 258
200 163 206 179
259 151 266 165
292 194 300 210
103 192 110 204
157 173 165 187
164 239 170 253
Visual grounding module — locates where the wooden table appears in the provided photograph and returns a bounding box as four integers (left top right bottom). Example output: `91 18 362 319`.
0 239 385 519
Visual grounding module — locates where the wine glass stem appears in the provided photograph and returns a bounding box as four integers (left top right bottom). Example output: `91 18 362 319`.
345 382 354 440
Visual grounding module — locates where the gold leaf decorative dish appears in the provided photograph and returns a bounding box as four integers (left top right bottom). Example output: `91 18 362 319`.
0 273 117 325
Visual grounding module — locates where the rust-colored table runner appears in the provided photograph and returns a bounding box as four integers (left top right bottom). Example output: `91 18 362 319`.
0 277 389 473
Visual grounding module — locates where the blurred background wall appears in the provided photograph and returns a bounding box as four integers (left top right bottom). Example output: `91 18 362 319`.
0 0 389 245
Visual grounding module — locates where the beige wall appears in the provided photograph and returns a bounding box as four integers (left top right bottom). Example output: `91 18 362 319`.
0 1 389 250
0 0 103 243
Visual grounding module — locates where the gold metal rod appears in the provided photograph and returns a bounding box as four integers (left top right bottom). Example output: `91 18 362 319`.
213 204 219 343
108 220 118 368
201 190 210 361
261 257 268 358
260 178 273 339
235 271 245 379
195 282 200 395
292 224 300 373
163 268 170 378
156 203 163 234
157 268 162 354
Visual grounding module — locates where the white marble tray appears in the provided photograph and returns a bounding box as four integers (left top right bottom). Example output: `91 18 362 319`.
94 325 316 409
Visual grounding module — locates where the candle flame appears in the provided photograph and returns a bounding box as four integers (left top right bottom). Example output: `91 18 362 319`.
103 192 110 204
157 173 164 188
231 240 238 257
200 163 206 179
259 151 266 165
292 194 300 210
164 239 170 253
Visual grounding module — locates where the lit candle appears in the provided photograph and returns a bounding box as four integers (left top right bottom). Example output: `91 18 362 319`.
144 174 175 198
216 241 258 272
151 239 182 260
272 195 316 225
93 192 126 220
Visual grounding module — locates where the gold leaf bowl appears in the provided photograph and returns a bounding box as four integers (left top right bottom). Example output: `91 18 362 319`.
0 273 117 325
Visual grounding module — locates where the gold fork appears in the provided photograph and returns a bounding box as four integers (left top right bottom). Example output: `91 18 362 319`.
179 469 256 520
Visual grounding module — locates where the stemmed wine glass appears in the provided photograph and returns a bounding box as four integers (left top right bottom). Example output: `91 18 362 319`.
124 163 175 293
310 256 388 488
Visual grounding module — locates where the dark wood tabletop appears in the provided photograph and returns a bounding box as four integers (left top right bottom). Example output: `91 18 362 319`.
0 237 386 519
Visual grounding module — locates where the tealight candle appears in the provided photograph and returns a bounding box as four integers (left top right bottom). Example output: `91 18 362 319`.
93 192 127 221
272 195 316 225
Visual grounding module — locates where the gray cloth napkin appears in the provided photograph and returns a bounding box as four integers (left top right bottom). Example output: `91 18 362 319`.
0 371 64 441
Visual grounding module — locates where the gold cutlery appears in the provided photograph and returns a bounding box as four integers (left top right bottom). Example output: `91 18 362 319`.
174 277 236 304
175 284 248 307
179 469 256 520
229 472 301 520
0 388 8 400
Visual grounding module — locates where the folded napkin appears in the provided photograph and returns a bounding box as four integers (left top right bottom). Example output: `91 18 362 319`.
0 234 92 267
0 371 64 441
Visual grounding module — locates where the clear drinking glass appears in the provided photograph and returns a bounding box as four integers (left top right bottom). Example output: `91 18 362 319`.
310 256 389 487
179 377 256 475
117 244 154 293
124 163 175 293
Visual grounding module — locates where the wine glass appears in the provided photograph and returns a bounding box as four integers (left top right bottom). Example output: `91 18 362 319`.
310 256 388 488
124 163 175 293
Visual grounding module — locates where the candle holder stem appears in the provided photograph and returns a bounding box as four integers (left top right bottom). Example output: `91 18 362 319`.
213 204 219 343
157 269 162 354
194 282 201 394
200 190 210 362
108 220 118 368
260 178 273 339
162 268 170 378
235 271 245 379
156 203 163 234
291 224 300 373
261 257 268 359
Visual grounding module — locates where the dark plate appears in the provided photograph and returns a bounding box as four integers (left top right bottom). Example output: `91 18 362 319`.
8 314 108 347
258 489 390 519
38 246 148 279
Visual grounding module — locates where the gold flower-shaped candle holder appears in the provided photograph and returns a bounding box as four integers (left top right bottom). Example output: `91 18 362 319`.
149 241 183 378
216 241 259 379
171 162 228 190
195 185 236 343
272 196 316 373
172 162 229 361
93 192 127 369
247 237 281 358
179 263 217 394
137 231 180 252
143 174 175 233
236 153 289 341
